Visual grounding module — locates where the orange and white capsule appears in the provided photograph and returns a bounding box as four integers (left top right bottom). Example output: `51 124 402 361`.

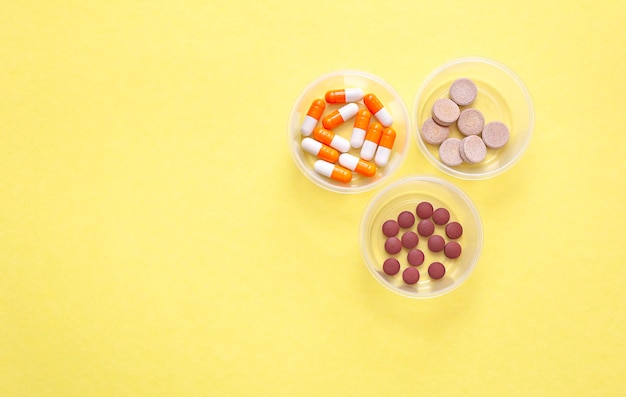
312 126 351 153
363 93 393 127
338 153 377 177
300 99 325 136
375 127 396 167
350 108 371 149
322 103 359 130
360 122 384 161
314 160 352 183
301 137 340 163
325 88 364 104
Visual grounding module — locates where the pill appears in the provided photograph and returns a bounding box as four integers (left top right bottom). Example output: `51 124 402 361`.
322 102 359 130
428 262 446 280
457 108 485 136
401 231 419 249
416 201 434 219
432 208 450 225
363 93 393 127
431 98 460 126
439 138 463 166
360 122 384 161
407 249 425 266
312 126 351 153
445 222 463 239
300 99 325 136
482 121 510 149
350 108 371 148
417 219 435 237
383 257 401 275
313 160 352 183
385 237 403 255
338 153 377 177
444 241 462 259
460 135 487 163
325 88 364 104
420 118 450 145
449 78 477 106
427 235 445 252
301 137 340 163
397 211 415 228
374 127 396 167
402 267 420 284
382 220 400 237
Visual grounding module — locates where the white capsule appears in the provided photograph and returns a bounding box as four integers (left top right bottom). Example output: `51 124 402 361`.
375 146 392 167
330 135 351 153
300 115 318 136
345 88 364 102
374 108 393 127
337 103 359 122
350 127 367 148
360 140 378 161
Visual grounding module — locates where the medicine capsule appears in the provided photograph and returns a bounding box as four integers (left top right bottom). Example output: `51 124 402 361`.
360 122 383 161
350 108 371 149
374 127 396 167
363 93 393 127
301 137 340 163
300 99 325 136
325 88 364 104
314 160 352 183
312 126 351 153
322 103 359 130
338 153 377 177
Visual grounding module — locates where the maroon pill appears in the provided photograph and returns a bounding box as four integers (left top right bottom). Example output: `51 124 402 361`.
384 237 403 255
382 220 400 237
432 208 450 225
445 222 463 239
383 258 401 275
417 219 435 237
397 211 415 228
407 249 425 266
444 241 462 259
401 231 419 249
416 201 434 219
428 262 446 280
402 267 420 285
428 235 445 252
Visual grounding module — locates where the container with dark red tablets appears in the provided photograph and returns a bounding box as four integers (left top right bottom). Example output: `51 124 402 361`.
360 176 483 298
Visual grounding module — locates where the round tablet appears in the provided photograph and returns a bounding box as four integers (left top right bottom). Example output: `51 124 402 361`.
397 211 415 228
431 98 460 126
427 235 445 252
407 249 425 266
401 231 419 249
416 201 434 219
445 222 463 239
384 237 402 255
439 138 463 167
458 138 470 163
482 121 510 149
417 219 435 237
460 135 487 163
382 220 400 237
444 241 462 259
457 108 485 136
402 267 420 285
449 78 477 106
382 258 401 275
432 208 450 225
428 262 446 279
420 117 450 145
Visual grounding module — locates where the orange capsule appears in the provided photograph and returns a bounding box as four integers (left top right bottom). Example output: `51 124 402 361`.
322 103 359 130
314 160 353 183
363 93 393 127
360 122 384 161
375 128 396 167
350 108 371 148
325 88 365 104
301 137 340 163
301 99 325 136
339 153 377 177
312 126 351 153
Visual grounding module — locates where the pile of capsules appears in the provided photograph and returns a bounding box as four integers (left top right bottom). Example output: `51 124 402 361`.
300 88 396 183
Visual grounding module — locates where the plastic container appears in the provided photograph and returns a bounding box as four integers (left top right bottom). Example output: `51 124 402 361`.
414 57 534 179
289 70 410 193
360 176 483 298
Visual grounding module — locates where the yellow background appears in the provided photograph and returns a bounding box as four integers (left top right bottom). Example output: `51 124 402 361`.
1 1 625 396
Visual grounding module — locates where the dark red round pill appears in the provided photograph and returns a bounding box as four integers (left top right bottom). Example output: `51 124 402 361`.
428 235 445 252
401 231 419 249
382 220 400 237
397 211 415 228
428 262 446 279
384 237 402 255
432 208 450 225
417 219 435 237
402 267 420 284
445 221 463 239
416 201 434 219
444 241 462 259
407 249 425 266
382 258 401 275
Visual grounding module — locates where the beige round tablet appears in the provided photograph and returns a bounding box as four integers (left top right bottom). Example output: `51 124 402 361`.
460 135 486 163
439 138 463 166
420 117 450 145
431 98 460 126
482 121 510 149
457 108 485 136
458 139 469 163
449 78 478 106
